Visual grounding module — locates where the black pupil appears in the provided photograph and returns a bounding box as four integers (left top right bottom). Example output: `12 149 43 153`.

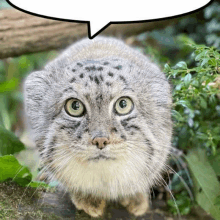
72 101 80 110
119 100 127 108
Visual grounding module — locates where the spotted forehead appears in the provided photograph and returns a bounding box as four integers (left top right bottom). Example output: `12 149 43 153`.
66 58 131 89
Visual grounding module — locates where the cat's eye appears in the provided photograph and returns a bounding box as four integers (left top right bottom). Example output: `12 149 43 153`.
115 97 133 115
65 98 85 117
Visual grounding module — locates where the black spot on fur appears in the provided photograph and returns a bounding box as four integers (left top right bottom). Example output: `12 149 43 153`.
88 66 96 71
85 94 90 100
72 69 76 72
85 67 91 72
111 127 118 133
63 87 73 93
106 82 112 86
121 134 126 140
121 120 140 131
85 83 88 87
103 62 109 65
96 94 103 101
77 63 83 67
89 75 93 81
80 73 84 78
95 94 103 110
84 128 89 133
70 77 76 83
114 65 122 70
48 147 54 154
77 135 82 139
94 76 100 85
108 72 114 77
119 75 126 83
121 120 128 127
97 67 103 71
99 74 104 81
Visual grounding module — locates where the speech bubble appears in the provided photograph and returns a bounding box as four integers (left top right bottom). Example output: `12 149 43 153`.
7 0 213 39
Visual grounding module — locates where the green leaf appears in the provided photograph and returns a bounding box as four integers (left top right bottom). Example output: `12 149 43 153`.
184 73 192 86
164 63 171 73
0 125 25 156
0 78 19 93
195 50 207 61
208 149 220 176
0 95 11 130
201 58 209 67
29 181 49 188
215 195 220 206
185 148 220 220
176 100 190 108
174 61 187 70
175 84 182 91
200 96 207 109
197 132 208 140
171 110 184 121
0 155 32 186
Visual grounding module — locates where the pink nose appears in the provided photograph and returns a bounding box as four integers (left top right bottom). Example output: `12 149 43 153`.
92 137 110 149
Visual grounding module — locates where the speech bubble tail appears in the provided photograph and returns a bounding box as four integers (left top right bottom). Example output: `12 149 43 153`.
88 20 110 39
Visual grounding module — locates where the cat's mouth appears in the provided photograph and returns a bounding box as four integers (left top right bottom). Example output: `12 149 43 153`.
88 154 116 161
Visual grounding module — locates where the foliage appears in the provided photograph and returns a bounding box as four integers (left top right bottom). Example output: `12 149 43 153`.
0 52 57 130
0 125 25 156
167 190 192 216
0 155 47 188
0 52 56 189
163 37 220 218
138 1 220 67
185 148 220 219
165 37 220 155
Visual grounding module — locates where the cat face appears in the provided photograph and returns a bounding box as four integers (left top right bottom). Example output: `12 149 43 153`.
47 59 153 161
24 38 172 198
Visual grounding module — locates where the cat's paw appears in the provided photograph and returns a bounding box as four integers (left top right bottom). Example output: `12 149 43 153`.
81 200 105 217
71 194 106 217
120 193 150 216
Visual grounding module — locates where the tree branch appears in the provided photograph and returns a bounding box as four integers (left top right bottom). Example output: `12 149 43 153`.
0 9 180 59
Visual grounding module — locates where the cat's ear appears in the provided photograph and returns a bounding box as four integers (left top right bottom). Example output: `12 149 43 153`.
24 71 50 113
23 71 51 142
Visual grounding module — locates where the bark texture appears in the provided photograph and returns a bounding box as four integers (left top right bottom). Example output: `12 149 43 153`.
0 8 180 59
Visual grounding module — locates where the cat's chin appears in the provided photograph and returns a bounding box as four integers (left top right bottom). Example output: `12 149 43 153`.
88 155 116 161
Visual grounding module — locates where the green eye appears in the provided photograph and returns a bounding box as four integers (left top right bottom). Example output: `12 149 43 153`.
115 97 133 115
65 99 85 117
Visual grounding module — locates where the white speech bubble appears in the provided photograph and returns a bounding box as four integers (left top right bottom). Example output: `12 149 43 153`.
7 0 213 39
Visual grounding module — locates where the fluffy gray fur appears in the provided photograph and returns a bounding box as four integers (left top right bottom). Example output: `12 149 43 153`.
24 36 172 216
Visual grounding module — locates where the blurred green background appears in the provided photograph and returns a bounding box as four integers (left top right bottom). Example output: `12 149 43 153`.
0 1 220 219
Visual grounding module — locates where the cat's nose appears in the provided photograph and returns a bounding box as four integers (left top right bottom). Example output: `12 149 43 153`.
92 137 110 150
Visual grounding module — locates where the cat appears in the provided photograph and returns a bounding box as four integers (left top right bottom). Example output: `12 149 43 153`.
24 36 172 217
